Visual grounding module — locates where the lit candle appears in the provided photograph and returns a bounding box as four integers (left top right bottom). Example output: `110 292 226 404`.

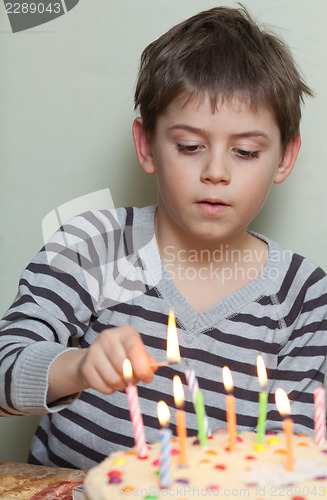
157 401 171 488
151 310 181 368
173 375 187 466
314 386 326 446
256 355 268 445
123 359 147 459
185 366 212 437
222 366 237 452
275 388 294 472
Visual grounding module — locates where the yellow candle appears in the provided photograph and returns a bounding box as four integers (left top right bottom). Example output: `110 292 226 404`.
226 393 236 451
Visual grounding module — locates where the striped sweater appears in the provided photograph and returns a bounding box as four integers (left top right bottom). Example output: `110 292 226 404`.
0 205 327 470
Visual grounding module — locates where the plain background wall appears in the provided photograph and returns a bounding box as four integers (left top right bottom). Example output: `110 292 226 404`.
0 0 326 462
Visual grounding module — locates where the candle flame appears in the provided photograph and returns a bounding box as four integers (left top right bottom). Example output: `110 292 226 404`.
275 388 291 416
173 375 184 408
222 366 233 393
123 359 133 382
257 355 267 387
157 400 170 426
166 310 181 363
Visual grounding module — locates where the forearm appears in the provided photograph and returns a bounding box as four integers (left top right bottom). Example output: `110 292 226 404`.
47 348 90 404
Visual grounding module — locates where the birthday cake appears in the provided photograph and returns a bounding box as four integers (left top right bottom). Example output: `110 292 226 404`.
84 431 327 500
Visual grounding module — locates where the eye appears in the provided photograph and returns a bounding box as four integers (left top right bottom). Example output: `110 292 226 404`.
177 144 203 155
234 148 260 160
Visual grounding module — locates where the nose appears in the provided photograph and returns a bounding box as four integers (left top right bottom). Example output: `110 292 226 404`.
200 153 231 184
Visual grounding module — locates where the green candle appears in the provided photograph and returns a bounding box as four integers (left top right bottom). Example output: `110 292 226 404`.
257 390 268 444
256 355 268 445
195 390 207 448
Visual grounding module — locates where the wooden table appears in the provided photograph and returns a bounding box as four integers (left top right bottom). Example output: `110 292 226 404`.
0 461 86 499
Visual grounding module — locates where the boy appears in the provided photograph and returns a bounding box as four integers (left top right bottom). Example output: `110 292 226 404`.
1 6 326 470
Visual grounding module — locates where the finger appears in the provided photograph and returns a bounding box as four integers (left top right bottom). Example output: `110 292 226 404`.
120 326 155 383
82 343 126 392
97 329 129 378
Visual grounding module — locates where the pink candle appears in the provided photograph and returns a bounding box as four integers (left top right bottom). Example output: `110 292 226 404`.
314 386 326 446
123 359 148 458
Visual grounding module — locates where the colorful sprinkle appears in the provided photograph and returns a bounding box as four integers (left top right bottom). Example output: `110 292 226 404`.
193 438 200 445
206 450 218 455
214 464 226 470
120 486 135 494
266 430 278 435
245 455 256 461
176 478 189 484
236 436 243 442
274 449 287 455
171 448 179 455
267 437 281 445
254 444 267 452
152 459 160 466
297 442 309 447
109 476 122 484
298 434 308 438
144 496 159 500
199 459 211 463
315 476 327 480
125 450 135 455
113 458 127 465
207 485 220 491
108 470 122 478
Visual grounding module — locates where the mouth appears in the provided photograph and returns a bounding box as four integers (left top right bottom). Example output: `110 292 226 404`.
197 198 229 206
196 198 230 214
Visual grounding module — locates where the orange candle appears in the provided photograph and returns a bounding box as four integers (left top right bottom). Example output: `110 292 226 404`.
275 388 294 472
173 375 187 466
223 366 237 451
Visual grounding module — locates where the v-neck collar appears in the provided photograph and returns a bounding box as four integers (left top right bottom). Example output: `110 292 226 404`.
139 205 289 333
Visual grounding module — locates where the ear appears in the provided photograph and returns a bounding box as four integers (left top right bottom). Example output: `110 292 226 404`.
132 118 156 174
273 133 301 184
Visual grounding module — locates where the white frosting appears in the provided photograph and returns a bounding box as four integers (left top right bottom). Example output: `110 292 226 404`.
84 431 327 500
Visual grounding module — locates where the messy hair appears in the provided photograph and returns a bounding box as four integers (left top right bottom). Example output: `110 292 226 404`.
134 6 313 152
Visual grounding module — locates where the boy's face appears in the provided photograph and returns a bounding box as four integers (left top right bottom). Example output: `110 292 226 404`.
137 94 297 247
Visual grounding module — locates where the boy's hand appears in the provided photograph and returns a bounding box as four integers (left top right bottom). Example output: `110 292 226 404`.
47 325 157 404
78 326 157 394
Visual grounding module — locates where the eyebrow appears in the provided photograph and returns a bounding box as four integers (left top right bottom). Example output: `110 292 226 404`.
168 124 270 140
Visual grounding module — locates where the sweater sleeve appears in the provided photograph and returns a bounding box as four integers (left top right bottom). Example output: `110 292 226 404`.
267 256 327 433
0 211 106 416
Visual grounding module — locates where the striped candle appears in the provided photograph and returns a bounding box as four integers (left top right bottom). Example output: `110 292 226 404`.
123 360 148 459
185 367 212 437
314 386 326 446
157 401 171 489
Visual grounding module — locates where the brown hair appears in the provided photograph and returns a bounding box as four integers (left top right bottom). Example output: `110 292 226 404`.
134 6 313 152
